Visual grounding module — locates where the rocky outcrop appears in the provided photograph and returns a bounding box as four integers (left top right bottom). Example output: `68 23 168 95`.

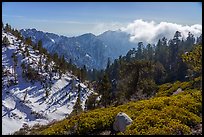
113 112 133 132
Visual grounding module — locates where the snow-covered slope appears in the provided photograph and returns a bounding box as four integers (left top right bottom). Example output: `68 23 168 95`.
2 31 93 135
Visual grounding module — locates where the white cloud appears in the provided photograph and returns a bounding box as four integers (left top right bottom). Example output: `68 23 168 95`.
121 19 202 44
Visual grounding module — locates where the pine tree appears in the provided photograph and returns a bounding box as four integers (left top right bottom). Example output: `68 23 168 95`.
106 57 111 69
13 29 23 41
70 79 75 91
69 58 72 65
53 63 58 77
136 42 143 59
11 52 18 84
155 37 169 68
77 84 81 95
53 53 58 63
72 84 83 115
153 61 166 84
176 58 188 81
5 23 11 32
25 37 32 46
146 43 154 60
99 73 112 108
112 59 119 80
38 55 42 72
68 94 71 101
83 65 87 80
85 93 98 110
37 40 43 53
166 31 184 82
18 43 22 50
196 34 202 44
185 32 195 51
92 69 97 81
79 67 86 82
59 69 62 79
2 36 10 46
21 62 26 78
45 88 50 98
59 55 66 74
25 46 30 57
118 60 153 100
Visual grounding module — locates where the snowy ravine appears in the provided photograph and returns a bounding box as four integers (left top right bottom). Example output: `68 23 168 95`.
2 31 93 135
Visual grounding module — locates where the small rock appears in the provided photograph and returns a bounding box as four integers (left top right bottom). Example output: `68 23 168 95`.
99 130 111 135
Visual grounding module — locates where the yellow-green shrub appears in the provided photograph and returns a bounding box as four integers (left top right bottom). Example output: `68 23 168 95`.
156 79 201 97
156 81 181 97
26 82 201 135
124 107 193 135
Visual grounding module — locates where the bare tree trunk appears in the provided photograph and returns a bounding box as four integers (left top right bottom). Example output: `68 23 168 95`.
23 90 28 102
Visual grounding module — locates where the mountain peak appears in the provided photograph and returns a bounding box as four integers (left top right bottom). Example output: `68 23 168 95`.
78 33 96 39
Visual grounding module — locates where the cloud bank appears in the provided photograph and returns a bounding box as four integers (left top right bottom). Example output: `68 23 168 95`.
121 19 202 44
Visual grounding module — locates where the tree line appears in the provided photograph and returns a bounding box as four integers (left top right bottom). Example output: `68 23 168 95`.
85 30 202 109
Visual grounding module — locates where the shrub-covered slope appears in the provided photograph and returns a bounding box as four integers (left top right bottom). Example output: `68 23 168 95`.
17 79 202 135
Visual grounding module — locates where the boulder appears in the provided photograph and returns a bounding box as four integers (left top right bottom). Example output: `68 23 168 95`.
113 112 133 132
173 88 183 95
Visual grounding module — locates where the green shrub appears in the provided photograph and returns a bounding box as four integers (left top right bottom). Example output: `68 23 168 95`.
156 79 201 97
124 107 192 135
23 81 201 135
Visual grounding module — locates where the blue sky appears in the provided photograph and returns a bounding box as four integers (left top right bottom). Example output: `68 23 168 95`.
2 2 202 37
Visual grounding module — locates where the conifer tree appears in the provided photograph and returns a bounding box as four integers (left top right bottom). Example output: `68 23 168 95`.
3 36 10 46
72 84 82 115
25 46 30 57
85 93 98 110
38 55 42 72
21 62 26 78
136 42 143 59
99 73 112 108
37 40 43 53
106 57 111 69
25 37 32 46
45 85 50 98
5 23 11 32
11 52 18 84
196 34 202 44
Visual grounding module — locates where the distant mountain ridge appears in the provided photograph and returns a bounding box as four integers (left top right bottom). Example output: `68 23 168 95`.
20 29 137 70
